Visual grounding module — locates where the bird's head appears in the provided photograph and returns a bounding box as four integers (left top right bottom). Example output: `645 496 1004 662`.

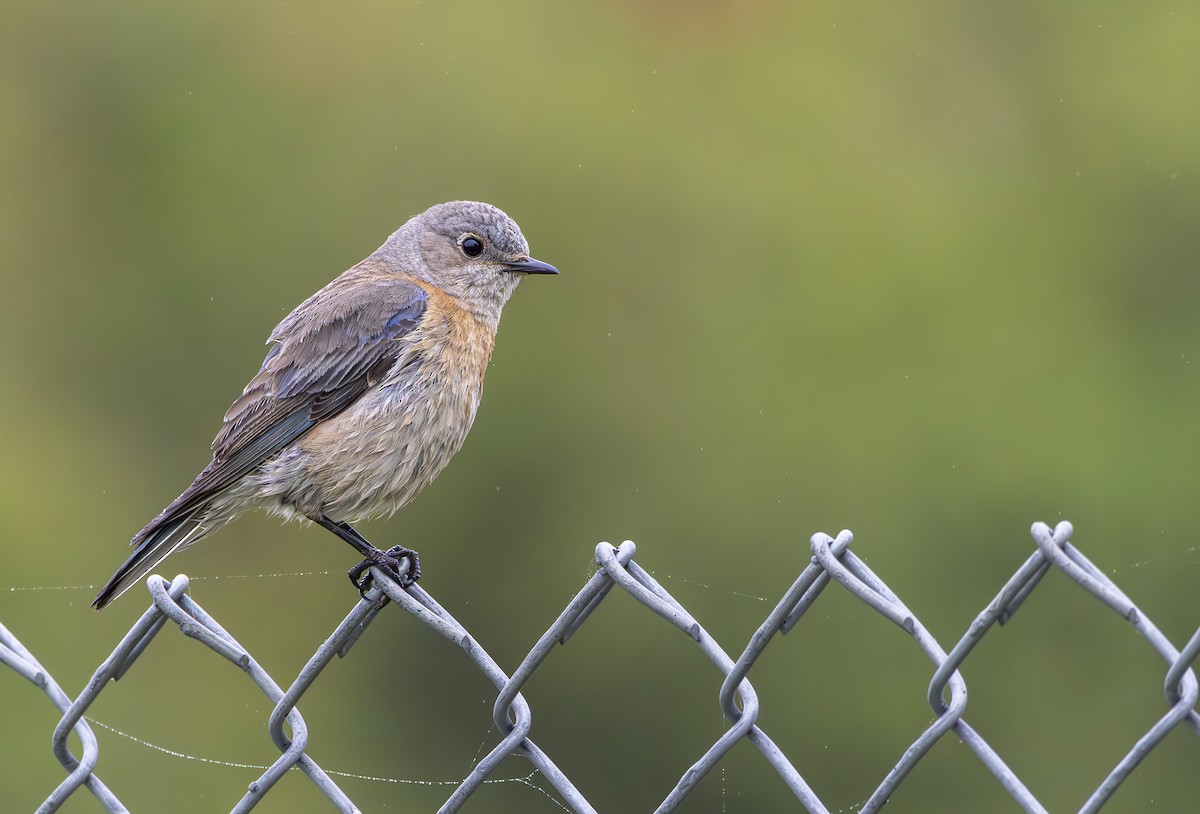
382 201 556 325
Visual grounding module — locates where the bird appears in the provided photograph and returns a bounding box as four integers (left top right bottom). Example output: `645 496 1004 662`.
92 200 557 610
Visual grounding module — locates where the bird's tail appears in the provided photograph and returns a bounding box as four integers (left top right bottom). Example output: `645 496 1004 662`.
92 510 208 611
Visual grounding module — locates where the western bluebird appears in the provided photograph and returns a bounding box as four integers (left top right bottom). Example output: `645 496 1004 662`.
92 200 557 610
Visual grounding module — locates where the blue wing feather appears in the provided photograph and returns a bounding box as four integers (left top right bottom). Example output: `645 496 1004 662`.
128 276 429 548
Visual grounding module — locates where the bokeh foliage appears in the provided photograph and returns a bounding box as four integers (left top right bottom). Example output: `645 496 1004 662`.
1 1 1198 812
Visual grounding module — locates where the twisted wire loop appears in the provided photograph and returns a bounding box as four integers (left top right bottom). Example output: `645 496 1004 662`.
1 621 126 812
2 520 1197 813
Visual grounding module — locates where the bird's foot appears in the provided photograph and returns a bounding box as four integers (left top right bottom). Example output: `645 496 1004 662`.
348 545 421 598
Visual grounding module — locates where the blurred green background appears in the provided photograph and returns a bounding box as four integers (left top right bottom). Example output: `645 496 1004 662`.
2 1 1198 812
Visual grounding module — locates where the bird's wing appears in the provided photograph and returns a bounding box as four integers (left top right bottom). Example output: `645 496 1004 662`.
131 276 429 546
214 277 430 464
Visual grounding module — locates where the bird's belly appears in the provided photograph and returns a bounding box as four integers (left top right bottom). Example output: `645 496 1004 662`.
256 372 481 522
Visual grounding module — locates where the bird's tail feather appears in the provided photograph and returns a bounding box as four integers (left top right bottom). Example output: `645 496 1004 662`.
92 512 207 610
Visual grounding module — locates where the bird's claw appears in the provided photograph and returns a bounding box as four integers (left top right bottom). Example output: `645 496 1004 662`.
348 545 421 598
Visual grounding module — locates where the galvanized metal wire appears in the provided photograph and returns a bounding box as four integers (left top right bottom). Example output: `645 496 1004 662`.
3 520 1198 813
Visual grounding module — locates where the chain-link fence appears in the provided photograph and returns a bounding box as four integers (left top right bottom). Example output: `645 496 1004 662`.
3 520 1198 813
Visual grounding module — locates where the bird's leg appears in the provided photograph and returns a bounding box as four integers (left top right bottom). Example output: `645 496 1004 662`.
313 515 420 596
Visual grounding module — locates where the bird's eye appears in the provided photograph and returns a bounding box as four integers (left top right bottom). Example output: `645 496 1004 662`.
461 237 484 257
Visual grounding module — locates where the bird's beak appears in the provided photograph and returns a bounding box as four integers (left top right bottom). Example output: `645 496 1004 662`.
501 256 559 275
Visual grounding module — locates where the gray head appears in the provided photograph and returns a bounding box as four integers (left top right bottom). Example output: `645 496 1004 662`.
377 201 556 322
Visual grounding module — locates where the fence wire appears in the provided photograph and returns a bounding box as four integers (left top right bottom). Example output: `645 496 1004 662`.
3 520 1199 813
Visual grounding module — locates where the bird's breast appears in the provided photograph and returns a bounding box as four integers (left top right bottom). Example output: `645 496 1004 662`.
277 310 496 521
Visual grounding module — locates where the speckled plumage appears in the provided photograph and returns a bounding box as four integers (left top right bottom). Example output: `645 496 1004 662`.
93 201 556 609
